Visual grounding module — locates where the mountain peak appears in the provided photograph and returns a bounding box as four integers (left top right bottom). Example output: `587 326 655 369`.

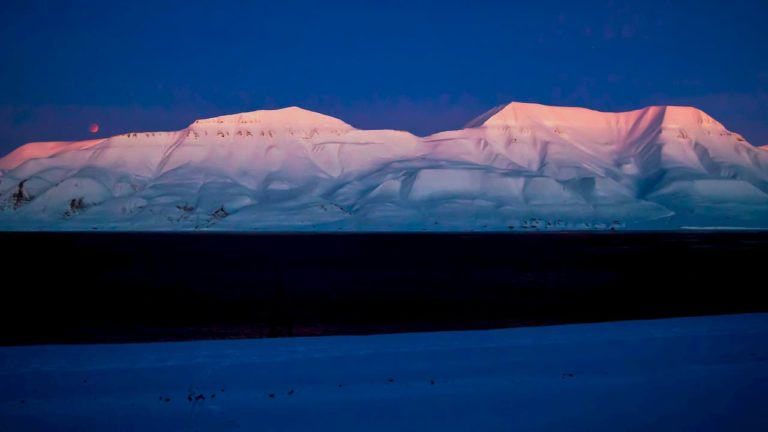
467 102 722 130
192 106 352 129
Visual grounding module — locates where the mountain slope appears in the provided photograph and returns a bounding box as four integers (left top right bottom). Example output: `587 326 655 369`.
1 103 766 230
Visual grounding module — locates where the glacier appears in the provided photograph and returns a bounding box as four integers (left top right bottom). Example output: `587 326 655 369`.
0 102 767 231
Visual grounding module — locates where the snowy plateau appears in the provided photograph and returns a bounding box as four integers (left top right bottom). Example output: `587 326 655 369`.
1 102 767 231
1 314 767 431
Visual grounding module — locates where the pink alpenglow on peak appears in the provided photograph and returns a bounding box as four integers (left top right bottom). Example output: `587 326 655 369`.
192 106 353 130
1 103 767 231
469 102 724 130
0 139 104 171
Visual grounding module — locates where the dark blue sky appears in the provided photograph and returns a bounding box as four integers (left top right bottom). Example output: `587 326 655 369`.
1 0 767 155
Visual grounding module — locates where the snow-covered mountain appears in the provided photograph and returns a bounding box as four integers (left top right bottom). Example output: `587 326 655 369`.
1 102 767 231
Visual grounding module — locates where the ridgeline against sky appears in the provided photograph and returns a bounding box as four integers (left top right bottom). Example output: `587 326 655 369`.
1 0 767 154
2 102 767 231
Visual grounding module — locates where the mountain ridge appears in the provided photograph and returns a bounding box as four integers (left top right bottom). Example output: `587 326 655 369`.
1 102 766 231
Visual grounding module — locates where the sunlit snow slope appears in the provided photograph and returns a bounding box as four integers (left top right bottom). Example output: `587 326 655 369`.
1 103 767 230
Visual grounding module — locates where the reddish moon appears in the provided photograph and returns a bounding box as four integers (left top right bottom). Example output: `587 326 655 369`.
89 123 100 134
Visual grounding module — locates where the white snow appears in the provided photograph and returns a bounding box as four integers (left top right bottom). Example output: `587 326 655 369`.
1 103 767 230
1 314 767 431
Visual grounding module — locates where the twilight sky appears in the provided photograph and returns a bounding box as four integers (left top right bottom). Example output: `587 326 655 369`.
1 0 767 155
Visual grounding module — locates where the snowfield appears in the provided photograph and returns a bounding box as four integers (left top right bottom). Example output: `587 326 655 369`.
1 314 767 431
1 103 767 230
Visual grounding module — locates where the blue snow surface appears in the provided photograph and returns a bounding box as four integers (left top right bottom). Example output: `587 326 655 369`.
1 314 767 431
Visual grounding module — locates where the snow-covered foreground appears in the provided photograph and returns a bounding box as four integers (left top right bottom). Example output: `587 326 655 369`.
1 314 767 431
2 102 768 231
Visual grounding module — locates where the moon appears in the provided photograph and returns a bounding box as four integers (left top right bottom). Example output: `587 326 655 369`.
89 123 100 134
